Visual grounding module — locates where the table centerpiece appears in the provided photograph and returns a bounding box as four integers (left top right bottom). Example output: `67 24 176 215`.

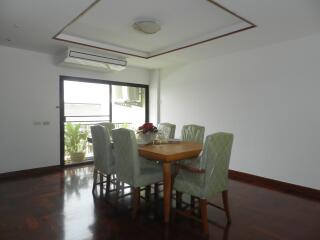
137 122 158 144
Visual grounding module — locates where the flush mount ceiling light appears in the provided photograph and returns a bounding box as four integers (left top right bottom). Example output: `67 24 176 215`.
132 20 161 34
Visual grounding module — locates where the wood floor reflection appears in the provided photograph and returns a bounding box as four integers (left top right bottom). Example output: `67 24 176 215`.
0 165 319 240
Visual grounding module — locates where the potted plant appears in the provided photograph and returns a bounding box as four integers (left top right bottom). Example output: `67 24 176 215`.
137 123 158 144
64 123 88 162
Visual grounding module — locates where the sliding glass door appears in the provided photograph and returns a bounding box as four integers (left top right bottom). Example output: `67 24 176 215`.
60 76 148 166
111 85 147 130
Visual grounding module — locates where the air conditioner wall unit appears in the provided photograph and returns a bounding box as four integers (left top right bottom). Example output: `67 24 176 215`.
60 48 127 71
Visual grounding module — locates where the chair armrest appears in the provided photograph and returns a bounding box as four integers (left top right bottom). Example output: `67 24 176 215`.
176 163 205 174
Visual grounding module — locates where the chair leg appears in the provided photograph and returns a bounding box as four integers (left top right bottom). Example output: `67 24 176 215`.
132 187 140 219
121 182 124 195
222 190 231 223
190 196 195 209
176 191 182 209
145 185 151 201
116 180 121 198
99 172 103 186
154 183 159 198
199 199 209 236
106 174 111 192
99 173 104 194
92 168 98 192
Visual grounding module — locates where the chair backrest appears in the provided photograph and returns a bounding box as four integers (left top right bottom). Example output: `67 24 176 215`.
181 124 205 144
112 128 140 185
90 125 114 174
201 132 233 198
158 122 176 139
99 122 115 138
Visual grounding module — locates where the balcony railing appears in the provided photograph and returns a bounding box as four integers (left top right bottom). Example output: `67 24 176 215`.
64 116 132 165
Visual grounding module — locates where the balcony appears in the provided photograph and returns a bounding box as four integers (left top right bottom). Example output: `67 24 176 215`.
64 117 132 165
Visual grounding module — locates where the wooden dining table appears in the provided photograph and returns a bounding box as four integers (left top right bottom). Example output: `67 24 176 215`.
138 141 202 223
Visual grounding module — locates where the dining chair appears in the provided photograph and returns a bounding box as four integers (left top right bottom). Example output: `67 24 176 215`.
99 122 115 138
157 122 176 139
174 132 234 236
91 124 115 193
181 124 205 144
179 124 205 169
179 124 205 172
112 128 163 218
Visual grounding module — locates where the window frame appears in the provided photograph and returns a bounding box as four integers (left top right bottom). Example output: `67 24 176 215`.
59 75 149 166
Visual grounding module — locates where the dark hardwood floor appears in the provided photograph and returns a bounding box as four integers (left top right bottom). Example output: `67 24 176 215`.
0 165 319 240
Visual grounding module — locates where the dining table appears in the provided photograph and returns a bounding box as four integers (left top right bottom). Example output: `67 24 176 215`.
138 141 202 223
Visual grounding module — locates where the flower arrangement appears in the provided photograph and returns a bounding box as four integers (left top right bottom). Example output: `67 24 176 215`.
137 122 158 134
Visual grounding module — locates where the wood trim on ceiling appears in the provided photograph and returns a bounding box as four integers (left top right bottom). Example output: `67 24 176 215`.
52 0 257 59
53 0 102 40
229 170 320 202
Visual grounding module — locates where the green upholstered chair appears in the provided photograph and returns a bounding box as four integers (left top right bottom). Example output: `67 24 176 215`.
158 122 176 139
91 125 115 193
99 122 115 139
179 124 205 167
181 124 205 144
174 132 234 235
112 128 163 218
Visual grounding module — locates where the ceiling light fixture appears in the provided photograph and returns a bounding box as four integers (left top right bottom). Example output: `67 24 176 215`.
132 20 161 34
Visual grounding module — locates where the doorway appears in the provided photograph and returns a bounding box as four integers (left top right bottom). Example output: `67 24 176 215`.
59 76 149 166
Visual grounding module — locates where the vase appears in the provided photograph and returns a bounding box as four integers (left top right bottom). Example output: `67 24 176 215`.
140 132 156 144
70 152 86 162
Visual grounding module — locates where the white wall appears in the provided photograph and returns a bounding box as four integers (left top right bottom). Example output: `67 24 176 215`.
149 69 160 124
160 34 320 190
0 45 150 173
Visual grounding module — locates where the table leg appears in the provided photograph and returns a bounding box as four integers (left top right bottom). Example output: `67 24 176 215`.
163 162 171 223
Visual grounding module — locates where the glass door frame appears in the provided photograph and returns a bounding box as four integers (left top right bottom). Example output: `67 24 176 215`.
59 75 149 166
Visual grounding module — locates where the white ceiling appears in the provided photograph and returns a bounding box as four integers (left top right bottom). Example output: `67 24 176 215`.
0 0 94 54
59 0 251 57
1 0 320 69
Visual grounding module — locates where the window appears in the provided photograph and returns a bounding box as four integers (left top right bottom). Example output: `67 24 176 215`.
60 76 148 165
